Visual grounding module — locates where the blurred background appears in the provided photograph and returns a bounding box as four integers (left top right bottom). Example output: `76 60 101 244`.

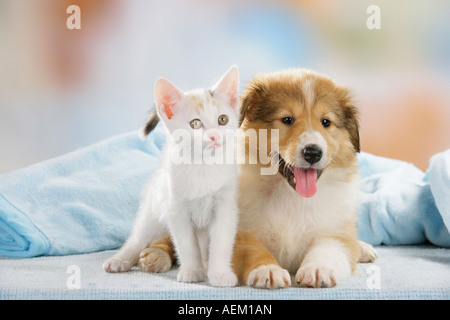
1 0 449 173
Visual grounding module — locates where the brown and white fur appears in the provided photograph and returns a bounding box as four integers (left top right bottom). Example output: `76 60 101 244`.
137 69 377 288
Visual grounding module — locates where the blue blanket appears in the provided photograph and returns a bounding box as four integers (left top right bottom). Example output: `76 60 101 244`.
0 127 449 258
0 127 165 257
357 151 450 247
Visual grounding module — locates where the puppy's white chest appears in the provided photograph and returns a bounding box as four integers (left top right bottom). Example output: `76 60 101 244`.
263 202 318 272
247 182 329 272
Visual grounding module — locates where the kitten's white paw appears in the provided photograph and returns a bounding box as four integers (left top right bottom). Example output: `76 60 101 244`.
177 268 206 283
137 247 172 273
358 240 378 263
246 264 291 289
103 258 133 273
208 270 238 287
295 264 337 288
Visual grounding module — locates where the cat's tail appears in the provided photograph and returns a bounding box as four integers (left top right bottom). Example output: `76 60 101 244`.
139 108 160 140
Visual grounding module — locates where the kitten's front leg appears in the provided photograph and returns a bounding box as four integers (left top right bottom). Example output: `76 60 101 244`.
207 191 238 287
168 210 206 283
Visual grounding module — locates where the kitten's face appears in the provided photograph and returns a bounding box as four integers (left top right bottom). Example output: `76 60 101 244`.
165 89 239 149
155 66 239 151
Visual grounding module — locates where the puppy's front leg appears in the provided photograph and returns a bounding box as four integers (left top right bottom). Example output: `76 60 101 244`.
232 232 291 289
295 237 357 288
138 234 175 273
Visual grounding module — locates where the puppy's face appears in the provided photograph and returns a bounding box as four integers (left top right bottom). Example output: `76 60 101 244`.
240 69 359 198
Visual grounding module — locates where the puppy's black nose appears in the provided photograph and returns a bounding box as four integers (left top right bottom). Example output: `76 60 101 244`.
303 145 322 164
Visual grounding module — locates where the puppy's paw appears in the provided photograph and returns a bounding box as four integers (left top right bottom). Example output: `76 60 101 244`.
208 270 238 287
295 264 337 288
358 240 378 263
177 268 206 283
137 247 172 273
246 264 291 289
103 258 133 273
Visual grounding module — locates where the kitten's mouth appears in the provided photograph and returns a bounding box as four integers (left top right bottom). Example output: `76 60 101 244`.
206 141 222 149
277 155 323 198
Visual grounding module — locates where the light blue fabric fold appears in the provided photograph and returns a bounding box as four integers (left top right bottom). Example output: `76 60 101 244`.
357 151 450 247
426 149 450 232
0 126 165 257
0 126 449 258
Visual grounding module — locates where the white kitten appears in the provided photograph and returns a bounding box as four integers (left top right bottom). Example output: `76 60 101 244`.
103 66 240 287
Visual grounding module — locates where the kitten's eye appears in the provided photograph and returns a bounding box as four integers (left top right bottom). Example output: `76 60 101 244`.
190 119 202 129
218 114 229 126
281 117 294 125
321 118 331 128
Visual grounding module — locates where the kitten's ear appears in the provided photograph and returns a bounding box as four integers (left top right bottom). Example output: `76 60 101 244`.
213 65 239 109
154 78 184 120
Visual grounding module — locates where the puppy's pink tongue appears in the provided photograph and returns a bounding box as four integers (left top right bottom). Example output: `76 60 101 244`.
294 168 317 198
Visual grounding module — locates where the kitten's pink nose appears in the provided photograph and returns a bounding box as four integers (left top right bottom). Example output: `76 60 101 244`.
205 129 222 146
209 132 221 142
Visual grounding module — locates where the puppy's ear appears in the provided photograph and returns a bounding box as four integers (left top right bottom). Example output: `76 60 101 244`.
239 82 264 126
140 109 160 139
342 100 360 153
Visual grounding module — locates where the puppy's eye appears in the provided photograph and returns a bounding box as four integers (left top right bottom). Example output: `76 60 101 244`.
282 117 294 125
321 119 331 128
190 119 202 129
218 114 229 125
